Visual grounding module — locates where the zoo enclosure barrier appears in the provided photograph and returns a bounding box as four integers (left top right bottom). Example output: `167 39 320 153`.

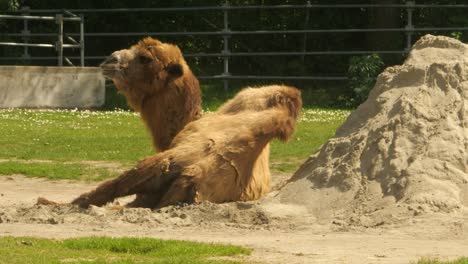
3 2 468 89
0 9 84 66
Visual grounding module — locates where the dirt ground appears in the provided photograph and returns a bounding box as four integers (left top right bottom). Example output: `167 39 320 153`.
1 175 467 264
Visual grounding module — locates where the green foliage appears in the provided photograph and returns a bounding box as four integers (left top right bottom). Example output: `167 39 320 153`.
0 236 250 264
102 83 131 110
0 0 18 10
200 82 243 111
347 54 384 105
412 1 468 44
450 31 463 40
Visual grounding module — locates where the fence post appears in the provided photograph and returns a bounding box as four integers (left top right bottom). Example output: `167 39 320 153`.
80 14 85 66
222 1 231 92
20 6 30 61
301 1 311 62
405 1 415 51
55 14 64 66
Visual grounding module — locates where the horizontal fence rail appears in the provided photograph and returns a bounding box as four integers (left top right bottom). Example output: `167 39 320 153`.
0 12 85 66
1 3 468 85
5 4 468 13
4 27 468 38
0 42 80 48
0 14 80 21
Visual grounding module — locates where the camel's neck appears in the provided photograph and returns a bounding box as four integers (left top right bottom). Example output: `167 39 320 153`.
139 91 201 152
113 79 146 113
139 95 169 151
122 75 202 152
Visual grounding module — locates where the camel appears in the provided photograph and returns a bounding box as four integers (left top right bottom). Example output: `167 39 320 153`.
70 85 302 208
100 37 202 151
101 37 275 199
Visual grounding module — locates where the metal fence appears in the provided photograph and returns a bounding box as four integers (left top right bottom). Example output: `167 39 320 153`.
2 2 468 87
0 10 84 66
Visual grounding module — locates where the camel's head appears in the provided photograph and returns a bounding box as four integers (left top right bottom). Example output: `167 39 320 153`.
100 37 187 94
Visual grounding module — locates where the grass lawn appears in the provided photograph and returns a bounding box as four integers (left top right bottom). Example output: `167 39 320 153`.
0 107 350 181
0 236 250 264
416 257 468 264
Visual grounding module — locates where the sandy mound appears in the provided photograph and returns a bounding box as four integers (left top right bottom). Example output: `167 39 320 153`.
275 34 468 226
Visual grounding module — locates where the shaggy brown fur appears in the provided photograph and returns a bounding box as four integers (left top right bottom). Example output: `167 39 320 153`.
214 85 301 199
71 85 302 208
100 37 202 151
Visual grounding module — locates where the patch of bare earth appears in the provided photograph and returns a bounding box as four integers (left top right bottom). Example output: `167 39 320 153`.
0 175 467 264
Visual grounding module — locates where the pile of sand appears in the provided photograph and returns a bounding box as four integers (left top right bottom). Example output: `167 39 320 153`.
274 34 468 226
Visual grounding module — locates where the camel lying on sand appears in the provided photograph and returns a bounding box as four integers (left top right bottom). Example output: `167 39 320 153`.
100 37 277 201
68 85 302 208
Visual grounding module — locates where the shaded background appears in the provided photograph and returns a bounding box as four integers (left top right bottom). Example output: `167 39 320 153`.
1 0 467 107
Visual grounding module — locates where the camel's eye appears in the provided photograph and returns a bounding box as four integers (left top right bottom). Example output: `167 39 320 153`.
138 55 153 64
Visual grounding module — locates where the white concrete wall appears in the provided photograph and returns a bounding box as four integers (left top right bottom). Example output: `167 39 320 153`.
0 66 105 108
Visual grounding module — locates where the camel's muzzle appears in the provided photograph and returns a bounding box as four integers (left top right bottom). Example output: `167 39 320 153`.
100 55 120 79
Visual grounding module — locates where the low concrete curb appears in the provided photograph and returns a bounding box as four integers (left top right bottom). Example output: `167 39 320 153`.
0 66 105 108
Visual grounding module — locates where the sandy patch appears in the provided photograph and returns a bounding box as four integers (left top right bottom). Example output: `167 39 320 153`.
1 175 467 264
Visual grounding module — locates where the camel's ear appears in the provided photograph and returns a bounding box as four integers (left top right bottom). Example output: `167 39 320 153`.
166 63 184 78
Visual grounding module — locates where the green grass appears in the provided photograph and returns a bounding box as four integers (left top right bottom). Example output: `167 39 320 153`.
0 161 118 181
0 236 250 264
416 257 468 264
0 109 153 162
0 106 350 180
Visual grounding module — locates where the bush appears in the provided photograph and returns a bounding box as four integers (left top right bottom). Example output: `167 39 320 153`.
347 54 384 105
